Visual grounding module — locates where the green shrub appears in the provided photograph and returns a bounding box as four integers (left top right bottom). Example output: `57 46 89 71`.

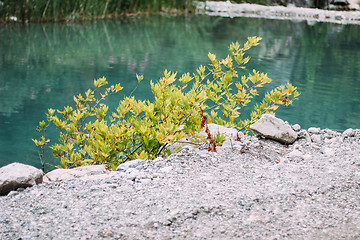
33 36 299 171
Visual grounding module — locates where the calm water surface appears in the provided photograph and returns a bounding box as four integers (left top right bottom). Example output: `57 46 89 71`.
1 16 359 170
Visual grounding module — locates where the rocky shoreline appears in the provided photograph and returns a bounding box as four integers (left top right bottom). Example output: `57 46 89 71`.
1 115 359 239
195 1 360 25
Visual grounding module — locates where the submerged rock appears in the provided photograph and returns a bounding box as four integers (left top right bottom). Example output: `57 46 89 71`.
0 163 43 196
250 114 298 144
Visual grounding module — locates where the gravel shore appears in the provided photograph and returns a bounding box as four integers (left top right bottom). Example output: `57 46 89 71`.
1 128 359 239
195 1 360 25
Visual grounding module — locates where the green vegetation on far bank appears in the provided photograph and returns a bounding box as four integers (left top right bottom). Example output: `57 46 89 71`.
0 0 199 23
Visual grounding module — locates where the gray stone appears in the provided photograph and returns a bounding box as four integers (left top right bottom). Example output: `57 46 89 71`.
249 114 298 144
0 163 43 196
116 159 145 172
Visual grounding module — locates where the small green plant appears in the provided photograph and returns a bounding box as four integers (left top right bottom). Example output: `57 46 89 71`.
33 36 299 170
212 132 227 146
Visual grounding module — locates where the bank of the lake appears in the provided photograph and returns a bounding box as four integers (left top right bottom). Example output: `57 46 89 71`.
1 124 359 239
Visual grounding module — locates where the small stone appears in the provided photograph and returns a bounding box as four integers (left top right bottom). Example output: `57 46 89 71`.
288 150 304 159
298 130 312 142
116 159 145 172
126 168 140 181
292 124 301 131
324 129 338 137
311 134 322 143
308 127 320 134
343 128 355 137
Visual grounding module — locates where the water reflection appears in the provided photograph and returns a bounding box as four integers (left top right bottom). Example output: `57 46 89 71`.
0 16 359 168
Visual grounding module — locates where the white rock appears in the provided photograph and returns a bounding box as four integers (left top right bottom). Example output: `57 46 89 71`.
343 128 355 137
292 124 301 132
199 123 242 141
0 163 43 196
311 134 322 143
308 127 320 134
288 150 304 159
44 165 107 182
126 168 140 181
249 114 297 144
324 129 338 137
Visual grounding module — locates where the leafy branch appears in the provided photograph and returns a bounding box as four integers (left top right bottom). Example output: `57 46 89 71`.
33 36 299 170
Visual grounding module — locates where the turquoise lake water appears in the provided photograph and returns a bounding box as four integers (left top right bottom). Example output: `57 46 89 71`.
0 15 359 170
